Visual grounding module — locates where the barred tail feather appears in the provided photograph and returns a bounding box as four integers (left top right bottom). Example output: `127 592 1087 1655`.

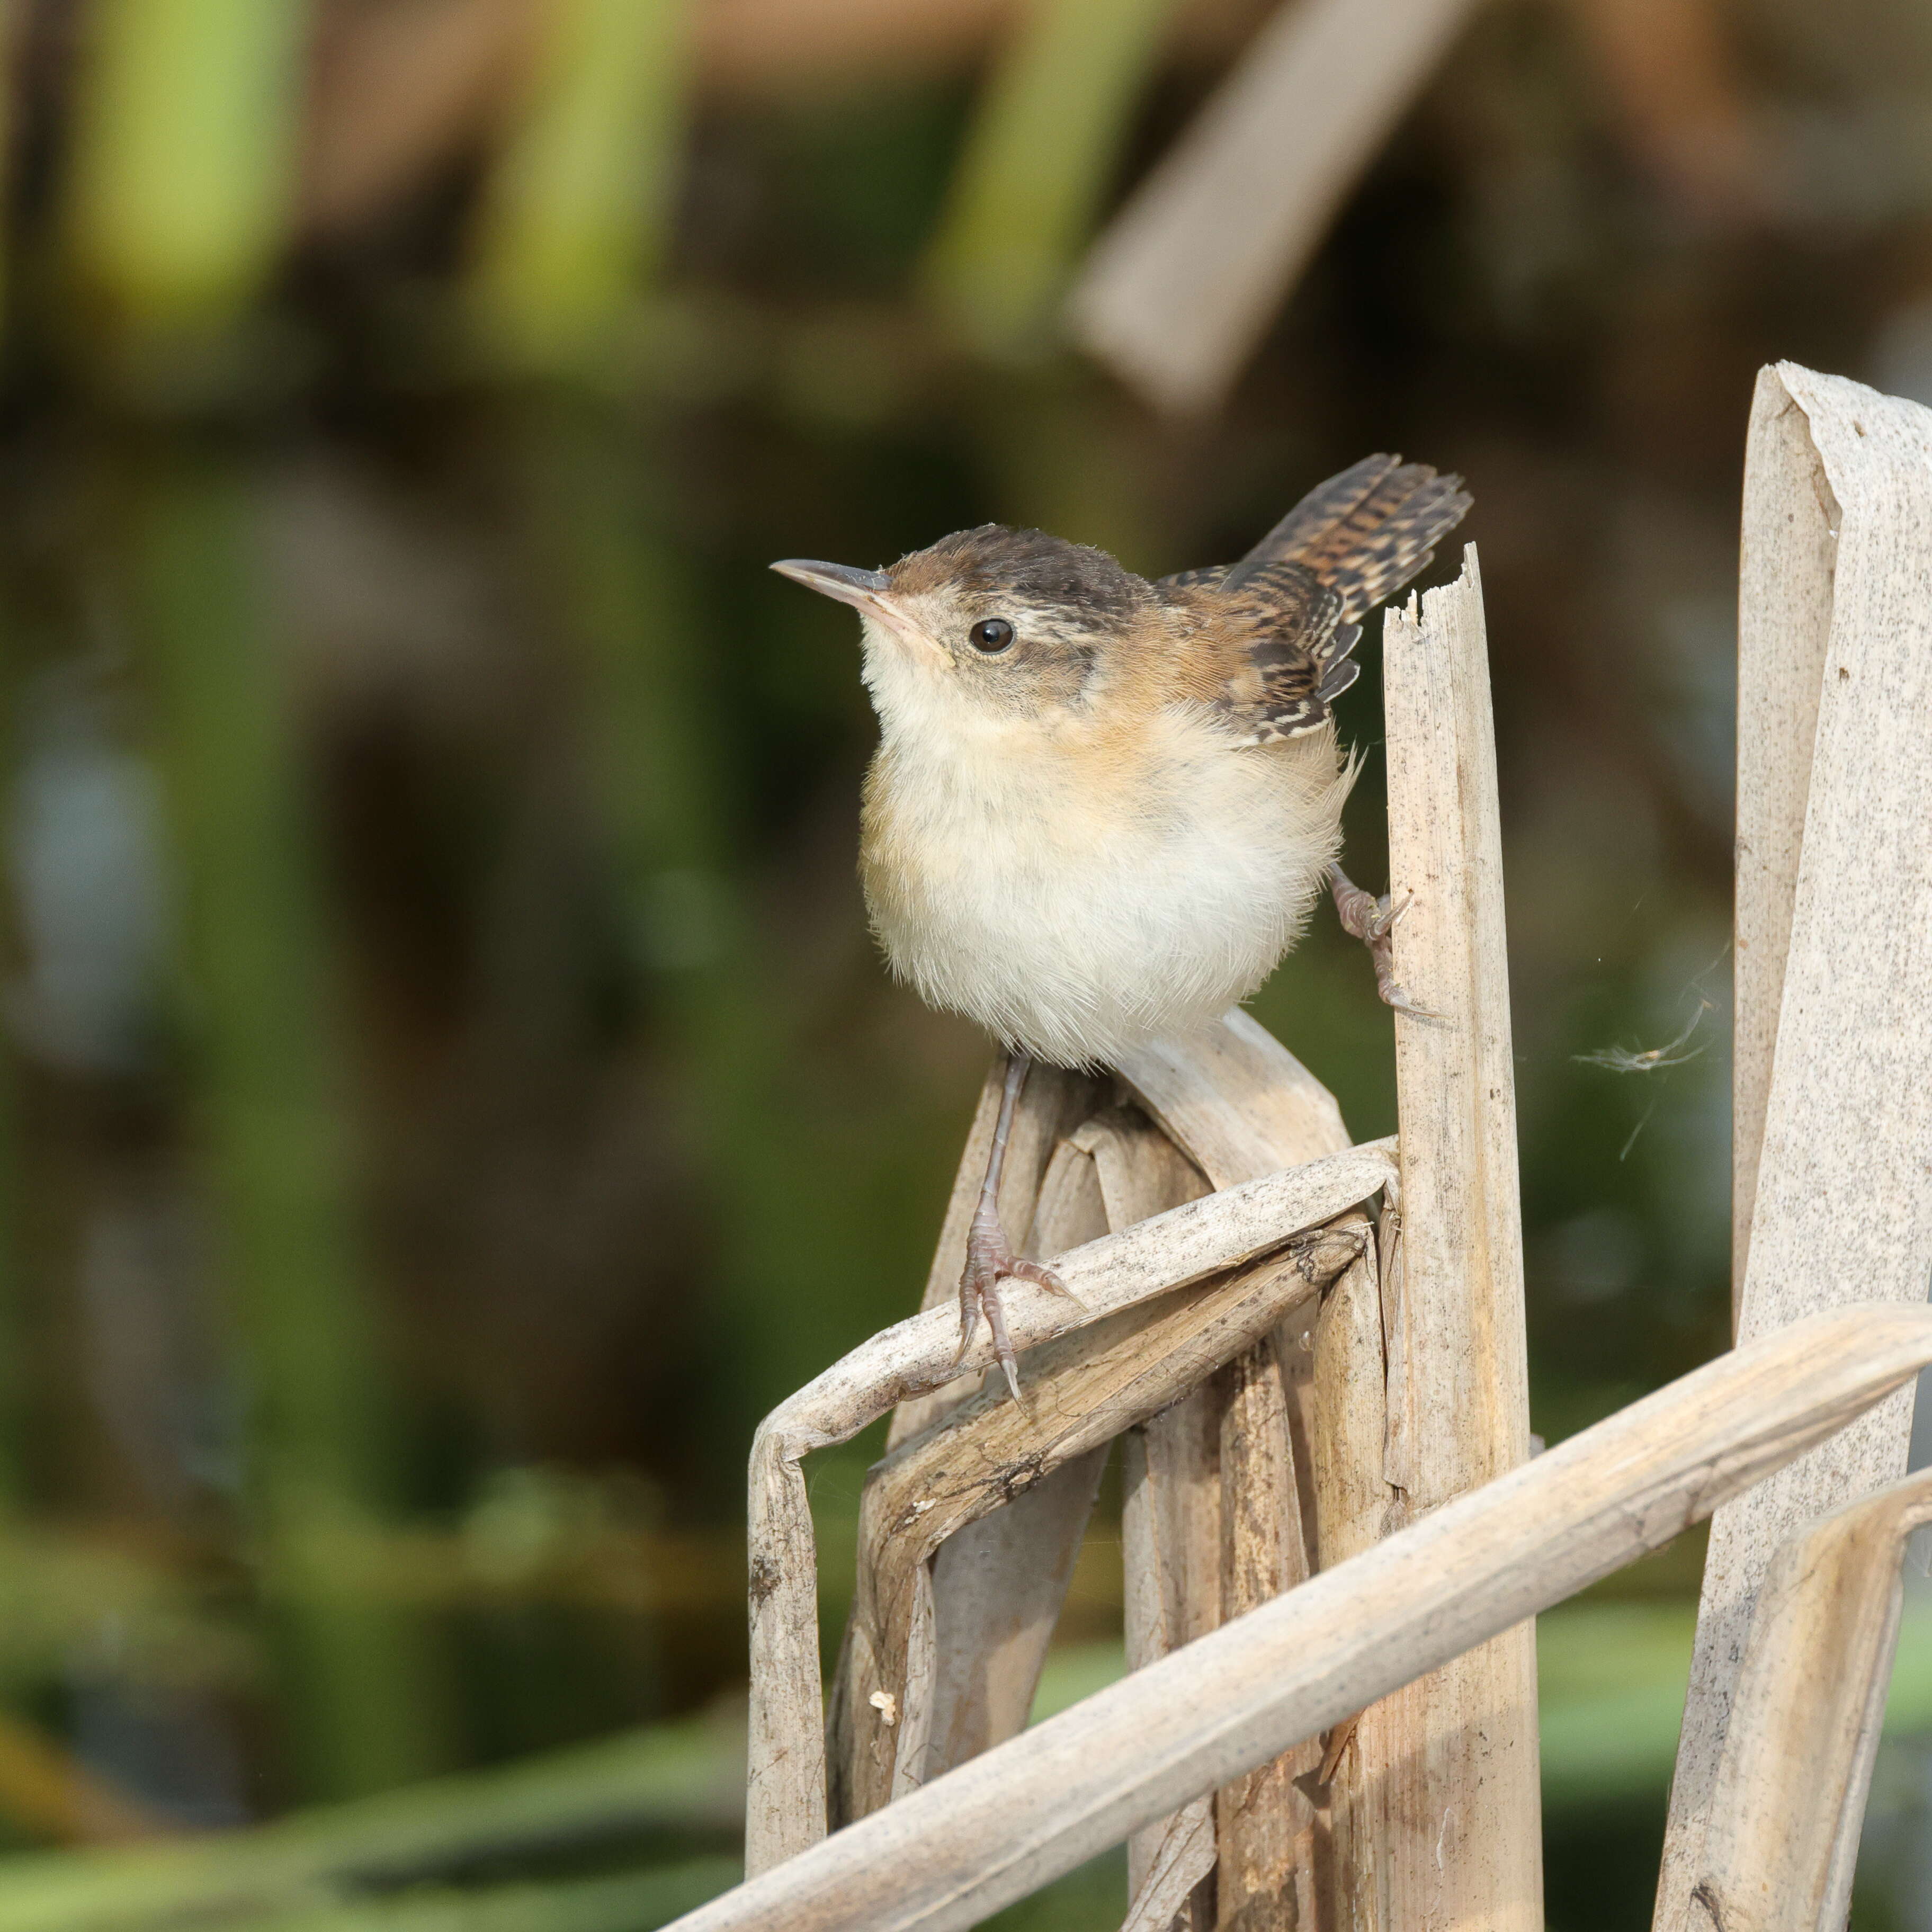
1223 454 1471 619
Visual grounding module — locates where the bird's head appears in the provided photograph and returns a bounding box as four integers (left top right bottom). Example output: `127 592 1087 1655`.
772 525 1160 738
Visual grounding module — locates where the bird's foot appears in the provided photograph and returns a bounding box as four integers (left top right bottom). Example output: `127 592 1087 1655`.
1331 866 1437 1019
955 1212 1078 1402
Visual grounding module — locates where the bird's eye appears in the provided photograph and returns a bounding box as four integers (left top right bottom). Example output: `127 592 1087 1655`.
969 618 1015 654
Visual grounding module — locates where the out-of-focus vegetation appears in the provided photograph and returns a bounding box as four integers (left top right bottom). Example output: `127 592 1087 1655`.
0 1 1926 1927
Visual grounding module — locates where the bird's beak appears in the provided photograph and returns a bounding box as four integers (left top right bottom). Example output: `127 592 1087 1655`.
771 559 890 606
770 559 944 661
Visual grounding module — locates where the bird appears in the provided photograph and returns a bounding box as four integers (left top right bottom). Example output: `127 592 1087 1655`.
772 453 1470 1400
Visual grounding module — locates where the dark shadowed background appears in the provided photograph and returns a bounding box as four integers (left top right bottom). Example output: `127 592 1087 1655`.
0 2 1927 1927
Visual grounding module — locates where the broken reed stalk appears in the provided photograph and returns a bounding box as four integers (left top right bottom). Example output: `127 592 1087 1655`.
845 1073 1142 1817
1695 1465 1932 1932
1655 365 1932 1928
1307 1201 1388 1912
743 1133 1398 1871
1123 1021 1394 1930
835 1011 1370 1924
892 1123 1119 1808
1114 1013 1358 1930
675 1303 1932 1932
831 1097 1168 1818
868 1102 1232 1819
1727 374 1836 1335
834 1220 1364 1822
1209 1322 1320 1924
1368 544 1542 1926
1120 1393 1219 1932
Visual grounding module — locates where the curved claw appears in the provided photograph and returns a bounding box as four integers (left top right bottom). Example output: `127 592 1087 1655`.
993 1350 1023 1406
1364 890 1412 945
954 1231 1083 1402
952 1298 980 1366
1004 1257 1080 1301
1383 982 1444 1022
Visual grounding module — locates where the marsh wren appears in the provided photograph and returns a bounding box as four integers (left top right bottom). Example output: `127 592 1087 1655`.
774 454 1469 1399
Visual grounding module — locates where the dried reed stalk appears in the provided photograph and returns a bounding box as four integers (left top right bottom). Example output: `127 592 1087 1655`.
744 1133 1398 1871
1121 1393 1219 1927
1308 1208 1389 1921
679 1303 1932 1932
1118 1011 1350 1180
1358 545 1542 1929
1116 1013 1357 1929
837 1020 1352 1832
1694 1465 1932 1932
1727 374 1836 1332
904 1133 1113 1797
831 1223 1365 1823
833 1101 1201 1817
1210 1336 1319 1927
1120 1797 1217 1932
1656 365 1932 1928
897 1110 1206 1808
827 1063 1121 1822
839 1093 1124 1815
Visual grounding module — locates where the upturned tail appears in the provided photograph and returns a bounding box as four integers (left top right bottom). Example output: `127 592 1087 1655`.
1221 452 1471 618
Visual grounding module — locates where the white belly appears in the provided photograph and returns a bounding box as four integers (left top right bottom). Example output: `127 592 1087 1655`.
861 713 1350 1068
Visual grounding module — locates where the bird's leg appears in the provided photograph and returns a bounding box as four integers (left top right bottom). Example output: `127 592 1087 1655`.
1331 865 1435 1018
956 1051 1079 1401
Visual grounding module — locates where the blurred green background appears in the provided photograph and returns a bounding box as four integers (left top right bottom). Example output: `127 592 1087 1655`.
0 0 1926 1927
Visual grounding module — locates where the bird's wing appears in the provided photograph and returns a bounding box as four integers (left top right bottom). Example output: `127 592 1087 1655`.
1184 558 1363 746
1155 454 1469 742
1158 454 1472 623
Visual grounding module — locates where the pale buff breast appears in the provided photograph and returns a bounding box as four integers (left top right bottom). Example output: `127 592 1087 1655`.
860 706 1352 1068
